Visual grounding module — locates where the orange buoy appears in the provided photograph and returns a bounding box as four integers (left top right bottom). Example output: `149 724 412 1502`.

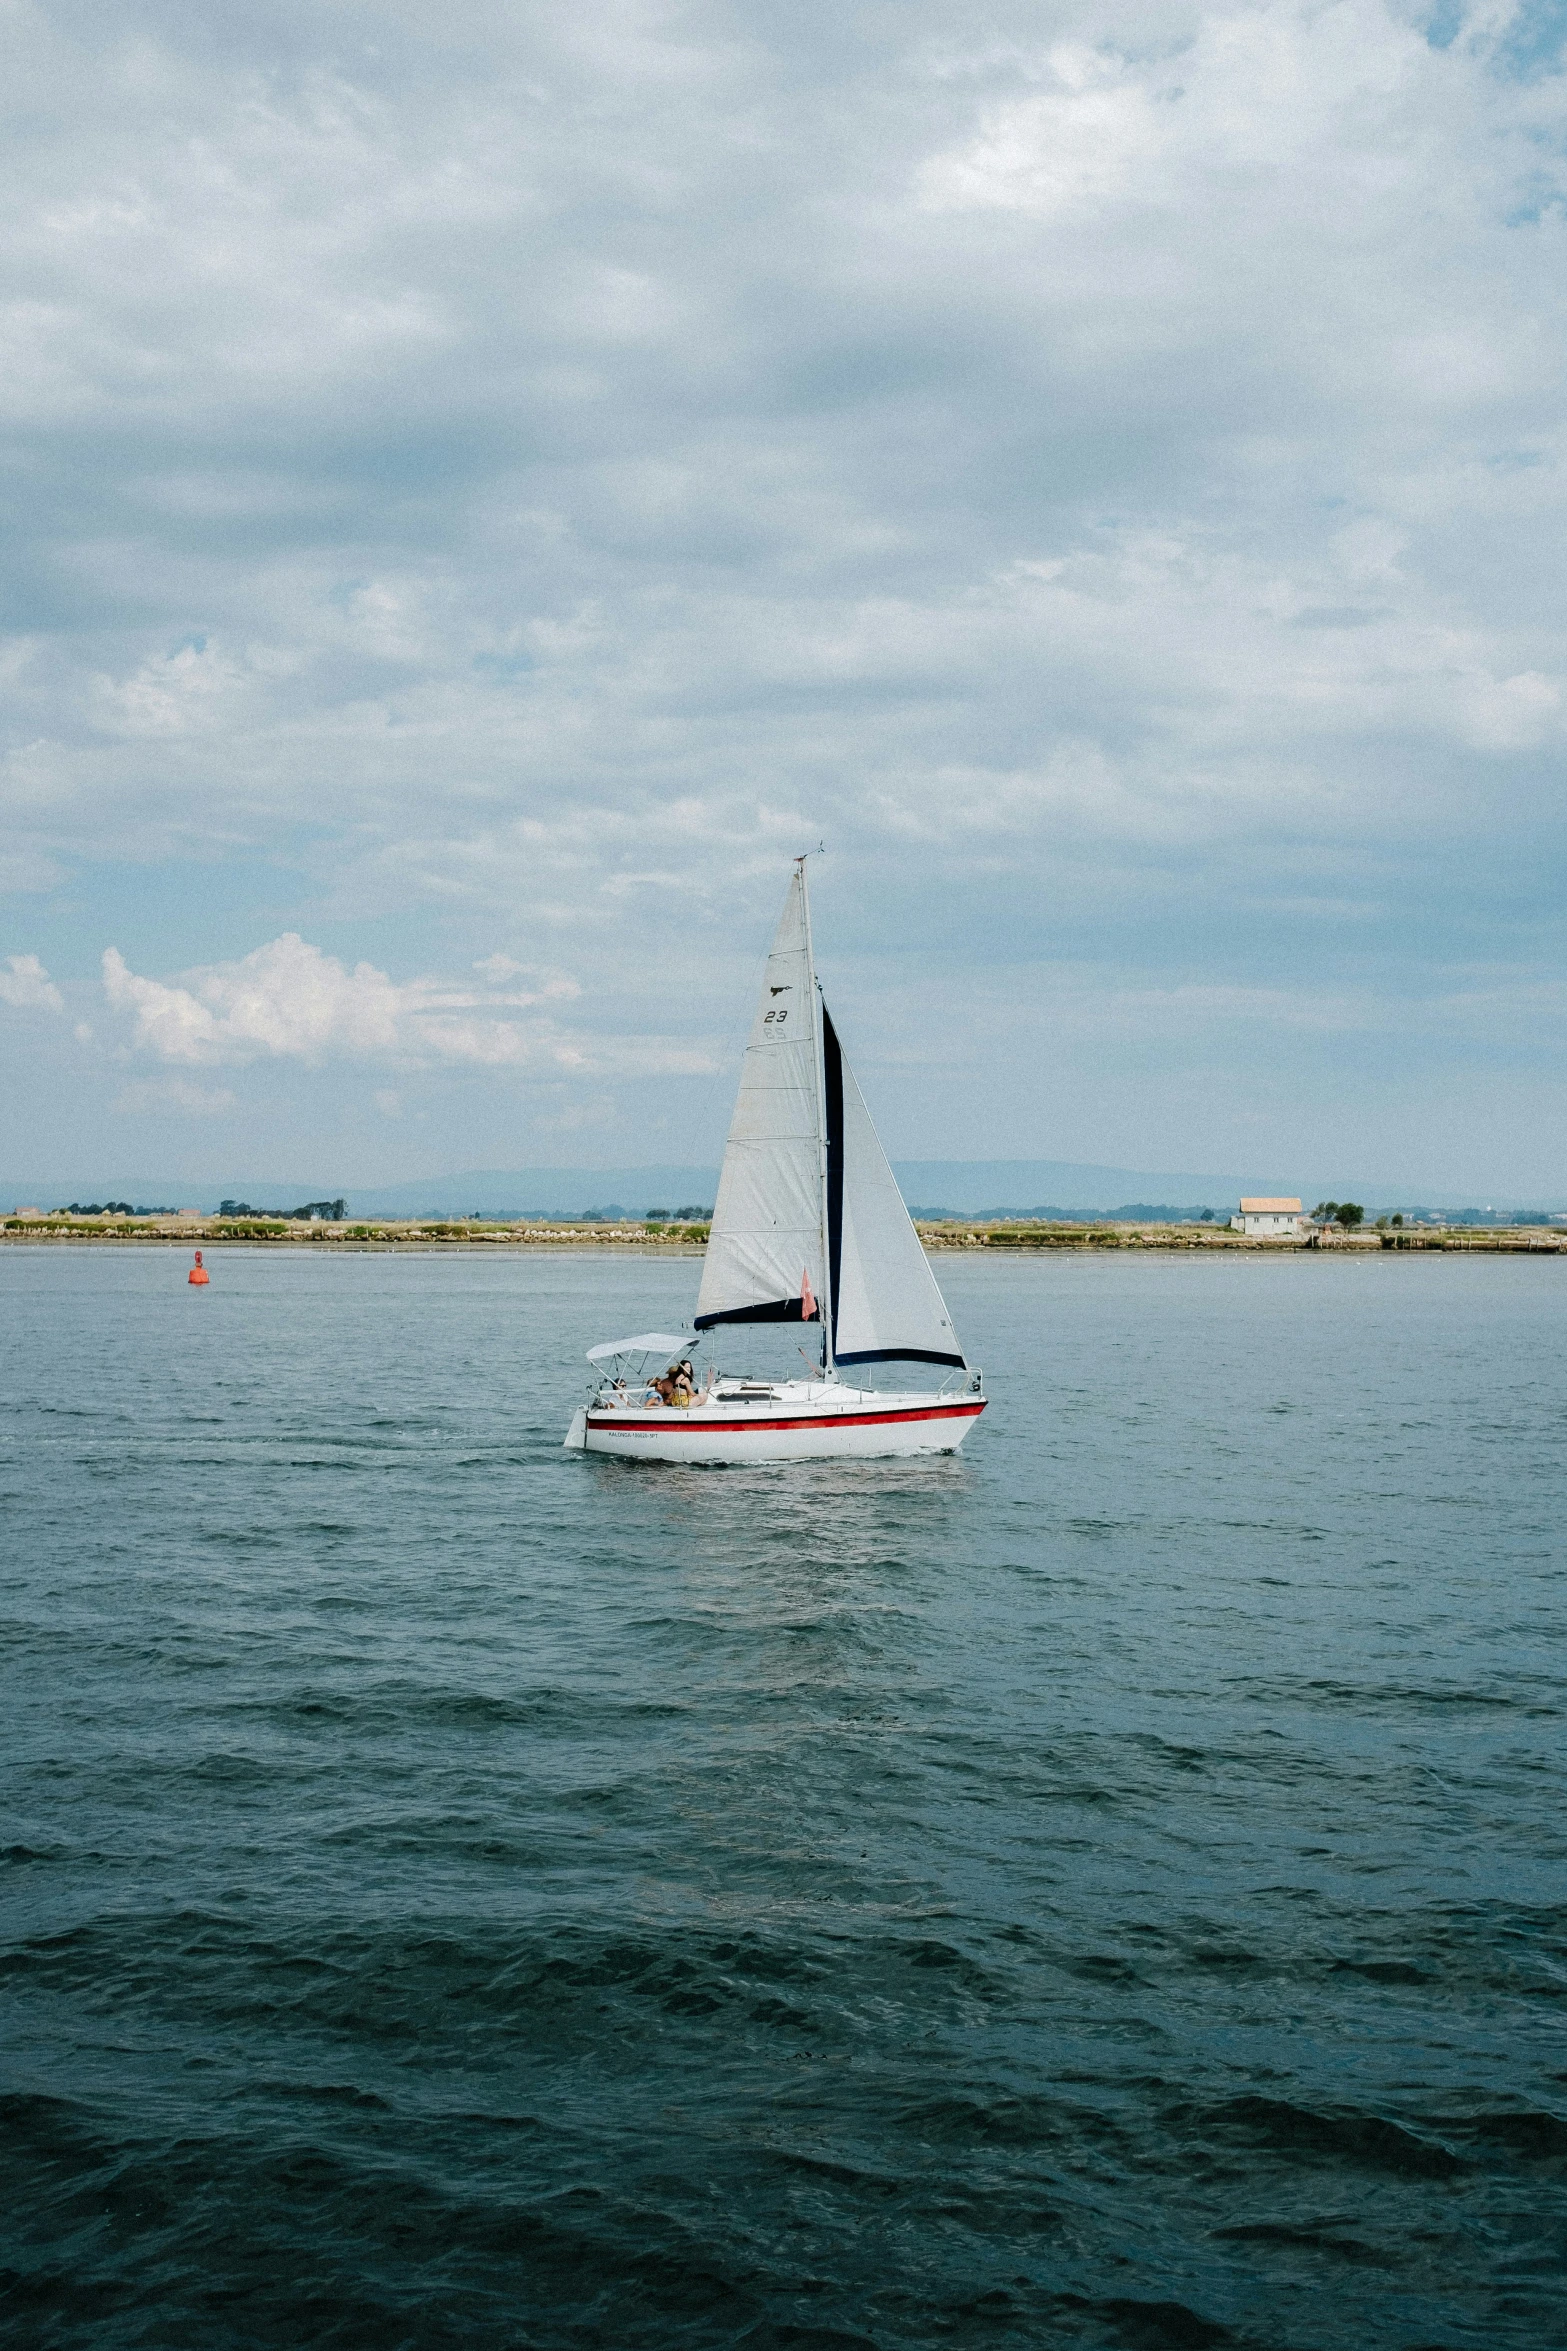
188 1249 210 1286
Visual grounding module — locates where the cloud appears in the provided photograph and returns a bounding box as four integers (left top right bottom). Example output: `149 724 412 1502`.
919 42 1167 219
103 935 405 1063
1 5 1556 895
2 2 1567 1182
101 933 711 1076
0 954 64 1012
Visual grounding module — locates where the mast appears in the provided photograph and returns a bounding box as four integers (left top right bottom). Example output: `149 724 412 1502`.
797 856 834 1375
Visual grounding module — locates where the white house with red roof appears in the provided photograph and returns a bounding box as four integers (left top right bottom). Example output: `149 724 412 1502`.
1231 1197 1305 1237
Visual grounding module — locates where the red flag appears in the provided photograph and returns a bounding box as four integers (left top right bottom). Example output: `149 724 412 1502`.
800 1267 817 1321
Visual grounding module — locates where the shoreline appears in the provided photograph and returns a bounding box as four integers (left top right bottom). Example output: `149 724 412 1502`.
4 1218 1564 1257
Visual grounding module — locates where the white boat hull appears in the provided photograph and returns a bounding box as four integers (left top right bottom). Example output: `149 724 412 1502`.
577 1382 985 1465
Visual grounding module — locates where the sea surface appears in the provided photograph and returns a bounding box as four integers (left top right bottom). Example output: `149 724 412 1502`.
2 1245 1563 2351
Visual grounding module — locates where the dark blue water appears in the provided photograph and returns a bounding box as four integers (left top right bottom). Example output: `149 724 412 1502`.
3 1245 1564 2351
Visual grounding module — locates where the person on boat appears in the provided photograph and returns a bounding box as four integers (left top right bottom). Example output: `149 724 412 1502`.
651 1359 697 1408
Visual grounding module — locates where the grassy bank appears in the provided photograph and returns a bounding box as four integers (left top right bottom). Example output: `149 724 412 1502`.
5 1216 1565 1255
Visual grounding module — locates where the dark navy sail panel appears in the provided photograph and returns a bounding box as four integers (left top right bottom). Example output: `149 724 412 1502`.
693 1296 818 1328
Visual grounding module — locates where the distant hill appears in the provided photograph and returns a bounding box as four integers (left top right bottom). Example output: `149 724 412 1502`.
6 1159 1563 1218
345 1167 721 1217
908 1202 1225 1224
892 1160 1253 1213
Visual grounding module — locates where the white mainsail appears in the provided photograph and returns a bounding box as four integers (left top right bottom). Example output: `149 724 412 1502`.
696 866 966 1372
694 867 826 1331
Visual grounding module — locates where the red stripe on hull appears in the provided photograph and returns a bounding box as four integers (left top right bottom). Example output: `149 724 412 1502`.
586 1402 986 1436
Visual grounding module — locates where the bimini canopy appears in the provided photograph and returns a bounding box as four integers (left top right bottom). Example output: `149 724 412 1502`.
586 1332 694 1363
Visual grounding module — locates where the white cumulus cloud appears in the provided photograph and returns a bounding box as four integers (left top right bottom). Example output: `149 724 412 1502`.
0 953 64 1012
101 933 709 1076
103 936 404 1062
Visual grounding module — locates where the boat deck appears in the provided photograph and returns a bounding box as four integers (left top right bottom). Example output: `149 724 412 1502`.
578 1377 985 1462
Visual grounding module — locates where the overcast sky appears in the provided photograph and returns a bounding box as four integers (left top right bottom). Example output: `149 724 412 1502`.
3 0 1565 1191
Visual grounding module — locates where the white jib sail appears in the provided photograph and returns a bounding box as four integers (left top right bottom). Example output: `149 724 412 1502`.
695 869 826 1330
828 1021 966 1369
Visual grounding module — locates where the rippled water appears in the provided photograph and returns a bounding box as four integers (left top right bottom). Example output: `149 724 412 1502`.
3 1244 1564 2350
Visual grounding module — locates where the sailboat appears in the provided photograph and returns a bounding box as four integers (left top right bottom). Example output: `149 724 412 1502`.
565 862 986 1463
